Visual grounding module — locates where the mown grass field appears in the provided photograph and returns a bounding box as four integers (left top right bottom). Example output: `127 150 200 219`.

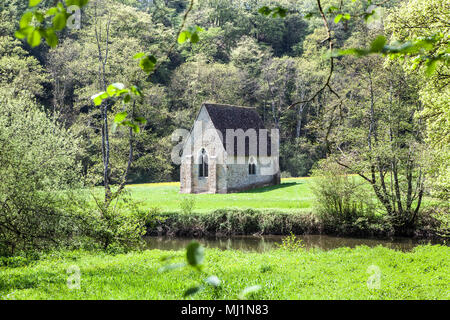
126 178 315 213
1 245 448 300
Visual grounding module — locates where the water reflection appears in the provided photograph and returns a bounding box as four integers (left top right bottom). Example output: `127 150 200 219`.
144 235 442 252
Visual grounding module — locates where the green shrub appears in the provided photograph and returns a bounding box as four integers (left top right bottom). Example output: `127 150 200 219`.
0 256 32 268
0 90 84 255
277 232 305 251
180 196 196 215
147 208 393 238
310 160 386 235
80 190 156 251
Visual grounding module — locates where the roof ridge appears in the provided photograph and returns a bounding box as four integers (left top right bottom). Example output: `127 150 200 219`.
203 102 256 110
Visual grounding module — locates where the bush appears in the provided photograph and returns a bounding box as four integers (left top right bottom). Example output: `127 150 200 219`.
416 206 450 239
0 90 84 255
277 232 305 251
81 190 159 251
310 160 387 235
146 207 395 238
180 196 196 215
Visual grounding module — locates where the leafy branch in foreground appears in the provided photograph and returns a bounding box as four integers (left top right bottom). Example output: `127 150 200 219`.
259 1 446 113
258 6 288 18
332 34 449 76
159 241 262 299
91 83 146 134
159 241 221 298
178 26 204 44
16 0 89 48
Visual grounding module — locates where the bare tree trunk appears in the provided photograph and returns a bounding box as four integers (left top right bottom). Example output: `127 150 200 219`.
94 2 112 203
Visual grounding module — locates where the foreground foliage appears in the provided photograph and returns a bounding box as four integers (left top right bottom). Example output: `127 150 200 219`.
0 245 448 299
0 90 82 255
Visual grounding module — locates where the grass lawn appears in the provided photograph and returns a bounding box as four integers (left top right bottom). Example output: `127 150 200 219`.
123 176 438 214
1 245 448 300
125 177 315 213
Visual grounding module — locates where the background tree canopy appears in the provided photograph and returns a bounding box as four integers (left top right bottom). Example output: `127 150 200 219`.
1 0 448 195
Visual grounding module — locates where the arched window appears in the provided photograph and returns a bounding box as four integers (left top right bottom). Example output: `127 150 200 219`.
248 157 256 175
199 148 208 178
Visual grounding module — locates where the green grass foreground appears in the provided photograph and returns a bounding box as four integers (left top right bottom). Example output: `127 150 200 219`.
125 178 314 213
1 245 448 300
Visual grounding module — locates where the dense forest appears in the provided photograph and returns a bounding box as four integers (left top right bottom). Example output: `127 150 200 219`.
1 0 445 184
0 0 448 254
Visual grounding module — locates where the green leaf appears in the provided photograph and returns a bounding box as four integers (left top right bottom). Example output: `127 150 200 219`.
272 7 287 18
106 85 117 96
190 32 199 43
107 83 126 96
15 30 26 39
20 12 33 29
333 48 369 57
205 276 221 287
29 0 42 7
114 111 127 123
121 120 133 127
130 85 142 96
239 285 262 300
133 52 146 59
34 12 44 23
53 13 67 31
370 35 386 52
178 30 190 44
334 14 343 24
123 94 131 103
43 28 58 48
258 6 271 16
121 121 140 133
15 27 33 39
183 286 203 298
66 0 81 6
91 91 108 106
139 55 156 74
46 7 58 16
27 28 41 47
343 13 351 20
186 241 204 267
364 11 374 22
134 117 147 125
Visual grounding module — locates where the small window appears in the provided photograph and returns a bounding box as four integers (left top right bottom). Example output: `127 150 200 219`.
248 158 256 175
199 148 208 178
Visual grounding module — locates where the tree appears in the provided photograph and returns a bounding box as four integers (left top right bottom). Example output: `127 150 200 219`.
0 36 48 99
328 46 426 233
0 89 83 254
387 0 449 200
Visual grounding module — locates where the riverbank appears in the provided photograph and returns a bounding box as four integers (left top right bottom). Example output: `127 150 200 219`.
124 179 446 239
147 208 445 239
1 245 448 299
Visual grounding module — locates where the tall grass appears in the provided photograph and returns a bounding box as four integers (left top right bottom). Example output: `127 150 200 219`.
1 245 448 300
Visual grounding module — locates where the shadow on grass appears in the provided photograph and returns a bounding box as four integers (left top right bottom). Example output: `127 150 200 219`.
238 182 300 194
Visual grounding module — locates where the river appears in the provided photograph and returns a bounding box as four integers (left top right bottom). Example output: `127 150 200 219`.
144 234 444 252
